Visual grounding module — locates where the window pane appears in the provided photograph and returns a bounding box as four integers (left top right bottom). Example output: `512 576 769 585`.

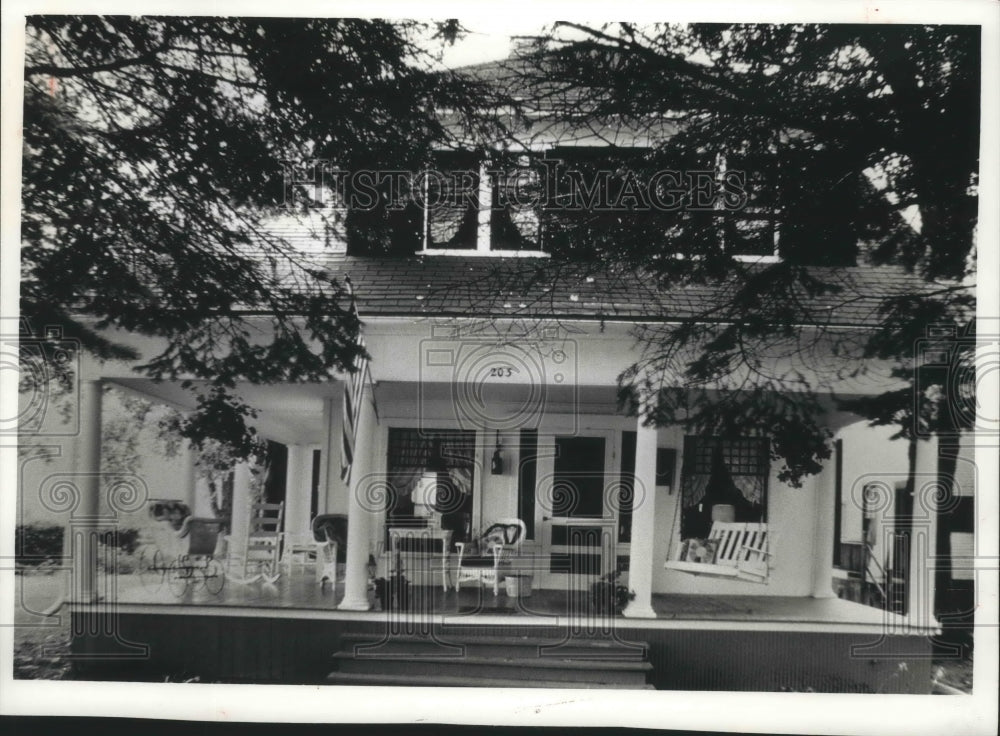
723 152 779 257
552 435 606 518
425 151 480 249
541 147 653 255
386 427 476 544
491 160 542 250
724 214 776 256
679 436 769 538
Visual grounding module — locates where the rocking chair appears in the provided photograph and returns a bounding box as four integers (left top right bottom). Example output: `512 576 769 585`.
227 502 284 584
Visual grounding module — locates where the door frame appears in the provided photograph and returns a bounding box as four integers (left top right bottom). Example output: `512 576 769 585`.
534 429 619 591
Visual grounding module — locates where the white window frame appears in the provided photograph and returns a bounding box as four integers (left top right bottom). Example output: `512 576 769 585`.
717 152 782 263
417 146 782 262
419 150 550 258
677 435 770 542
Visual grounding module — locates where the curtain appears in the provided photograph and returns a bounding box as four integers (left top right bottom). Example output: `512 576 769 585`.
680 437 768 539
385 428 476 512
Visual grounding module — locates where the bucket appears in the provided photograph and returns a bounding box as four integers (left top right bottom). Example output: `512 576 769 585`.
505 574 533 598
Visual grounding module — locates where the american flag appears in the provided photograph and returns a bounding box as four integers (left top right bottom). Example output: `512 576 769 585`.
340 276 377 485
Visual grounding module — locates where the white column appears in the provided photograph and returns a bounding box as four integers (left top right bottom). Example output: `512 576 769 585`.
910 434 940 628
189 446 211 517
183 445 198 513
229 461 253 556
285 444 313 538
339 383 379 610
811 469 836 597
623 418 658 619
69 379 102 603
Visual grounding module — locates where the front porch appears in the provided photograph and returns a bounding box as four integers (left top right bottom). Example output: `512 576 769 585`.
104 564 915 630
59 567 935 691
42 318 945 692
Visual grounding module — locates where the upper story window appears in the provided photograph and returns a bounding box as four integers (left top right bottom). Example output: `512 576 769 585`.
424 150 480 251
416 146 782 262
718 151 780 261
421 150 545 256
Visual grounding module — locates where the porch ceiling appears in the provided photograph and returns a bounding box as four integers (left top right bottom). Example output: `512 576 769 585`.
378 380 619 411
109 378 335 446
108 376 888 447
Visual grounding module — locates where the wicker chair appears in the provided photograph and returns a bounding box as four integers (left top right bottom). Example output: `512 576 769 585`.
312 514 347 587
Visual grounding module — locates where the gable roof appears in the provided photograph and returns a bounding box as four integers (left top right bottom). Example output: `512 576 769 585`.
318 254 939 328
443 46 681 148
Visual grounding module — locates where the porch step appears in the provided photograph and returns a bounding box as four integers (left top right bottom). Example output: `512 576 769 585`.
329 633 652 689
337 632 648 660
326 671 655 689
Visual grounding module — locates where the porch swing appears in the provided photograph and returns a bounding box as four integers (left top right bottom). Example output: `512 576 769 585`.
662 443 772 583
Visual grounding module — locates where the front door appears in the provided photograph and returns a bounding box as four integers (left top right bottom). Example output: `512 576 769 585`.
536 433 618 591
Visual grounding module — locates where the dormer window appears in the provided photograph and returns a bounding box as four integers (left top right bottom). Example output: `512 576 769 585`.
414 145 782 262
718 151 780 262
424 150 480 251
420 150 547 256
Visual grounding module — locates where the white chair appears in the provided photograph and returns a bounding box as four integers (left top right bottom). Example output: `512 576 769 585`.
226 502 284 584
281 531 318 576
455 518 527 596
312 514 347 588
315 529 339 588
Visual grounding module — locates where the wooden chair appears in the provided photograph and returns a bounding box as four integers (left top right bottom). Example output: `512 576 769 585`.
455 518 527 596
227 502 284 584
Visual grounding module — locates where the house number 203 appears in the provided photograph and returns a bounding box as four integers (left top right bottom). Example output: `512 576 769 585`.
487 366 518 378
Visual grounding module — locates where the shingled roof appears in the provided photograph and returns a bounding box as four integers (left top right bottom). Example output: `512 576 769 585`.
318 254 940 328
442 45 682 148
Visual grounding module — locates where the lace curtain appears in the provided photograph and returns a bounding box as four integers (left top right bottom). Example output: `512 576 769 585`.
385 428 476 511
679 436 769 538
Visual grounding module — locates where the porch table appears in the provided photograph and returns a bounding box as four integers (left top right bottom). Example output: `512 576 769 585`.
386 526 453 591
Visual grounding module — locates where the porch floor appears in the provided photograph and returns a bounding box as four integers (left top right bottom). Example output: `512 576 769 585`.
91 568 918 633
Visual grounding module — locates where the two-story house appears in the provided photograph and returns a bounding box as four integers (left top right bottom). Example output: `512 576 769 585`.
43 43 962 693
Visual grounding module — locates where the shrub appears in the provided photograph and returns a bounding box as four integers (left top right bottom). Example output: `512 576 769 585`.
97 527 141 554
15 524 63 567
590 570 636 615
16 524 142 569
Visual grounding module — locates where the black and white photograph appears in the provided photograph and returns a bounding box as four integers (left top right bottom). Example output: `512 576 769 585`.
1 1 997 732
